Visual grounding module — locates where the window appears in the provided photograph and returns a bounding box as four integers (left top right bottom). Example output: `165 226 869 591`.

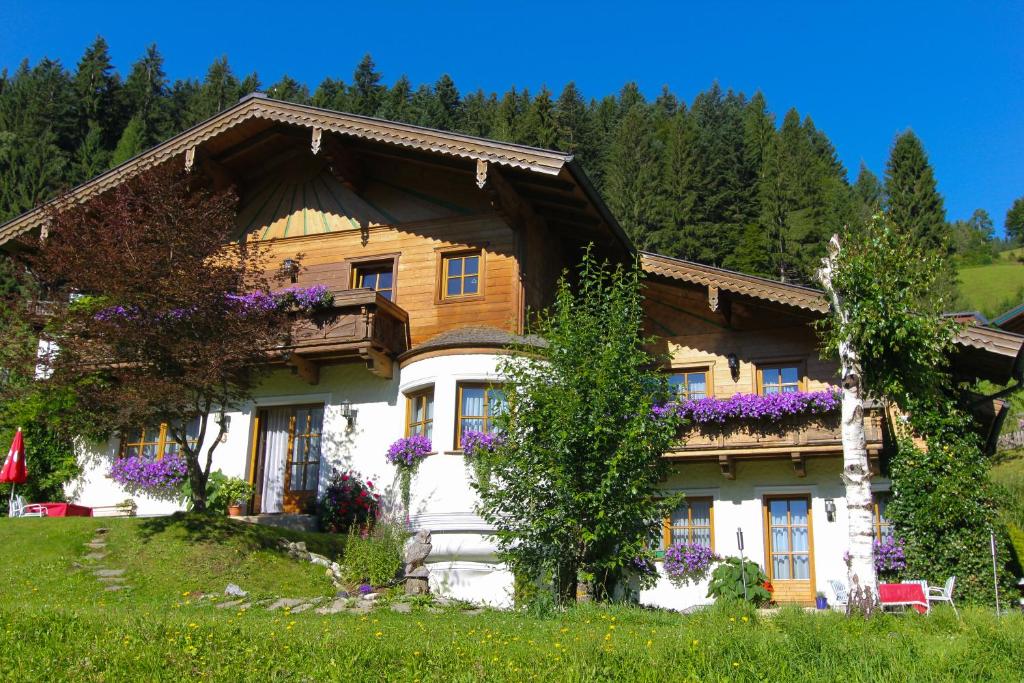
758 365 802 395
874 493 893 542
287 407 323 493
765 497 811 580
455 383 506 448
120 418 200 459
662 497 714 550
406 388 434 441
442 252 481 299
668 369 709 400
353 262 394 301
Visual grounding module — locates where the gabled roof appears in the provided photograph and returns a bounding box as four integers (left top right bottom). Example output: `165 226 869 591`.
640 251 829 313
0 93 629 250
640 250 1024 384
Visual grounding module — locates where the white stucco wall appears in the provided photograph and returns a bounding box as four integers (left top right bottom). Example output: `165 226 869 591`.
65 353 881 610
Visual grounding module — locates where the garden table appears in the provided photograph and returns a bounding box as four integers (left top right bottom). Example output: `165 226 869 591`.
32 502 93 517
878 583 928 614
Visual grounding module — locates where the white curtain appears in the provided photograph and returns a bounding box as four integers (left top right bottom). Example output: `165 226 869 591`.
260 408 291 513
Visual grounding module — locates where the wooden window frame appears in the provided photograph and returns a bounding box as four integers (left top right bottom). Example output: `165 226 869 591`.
661 497 715 551
285 405 325 494
405 387 435 439
668 366 713 400
119 422 198 460
762 494 816 586
344 253 400 303
352 261 396 302
436 248 486 304
873 493 893 542
454 382 503 449
755 360 807 396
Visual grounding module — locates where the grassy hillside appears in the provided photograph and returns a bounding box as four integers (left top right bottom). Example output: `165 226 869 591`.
0 515 1022 681
992 451 1024 564
958 250 1024 319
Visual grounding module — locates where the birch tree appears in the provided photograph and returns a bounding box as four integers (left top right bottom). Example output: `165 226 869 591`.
816 215 956 615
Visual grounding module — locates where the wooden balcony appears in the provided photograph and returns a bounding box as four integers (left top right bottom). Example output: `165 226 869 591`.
280 289 409 382
664 404 886 479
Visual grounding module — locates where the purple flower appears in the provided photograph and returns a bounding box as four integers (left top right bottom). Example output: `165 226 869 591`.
385 435 432 467
94 305 142 322
108 453 188 501
874 537 907 575
654 390 841 425
663 542 719 586
358 583 373 595
462 430 504 457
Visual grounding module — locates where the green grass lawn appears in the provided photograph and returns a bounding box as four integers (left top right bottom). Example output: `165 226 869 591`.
992 450 1024 562
958 261 1024 318
1 515 1022 681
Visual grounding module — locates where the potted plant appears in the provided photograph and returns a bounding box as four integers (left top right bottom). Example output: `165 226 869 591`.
815 591 829 610
221 476 254 516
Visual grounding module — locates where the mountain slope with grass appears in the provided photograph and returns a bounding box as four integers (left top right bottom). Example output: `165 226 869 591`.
957 250 1024 319
1 515 1023 681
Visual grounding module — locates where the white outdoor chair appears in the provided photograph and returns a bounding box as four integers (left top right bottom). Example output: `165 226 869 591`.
926 576 958 618
9 495 47 518
829 579 848 610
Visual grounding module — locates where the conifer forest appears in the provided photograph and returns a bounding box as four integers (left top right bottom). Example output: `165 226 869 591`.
0 40 1010 294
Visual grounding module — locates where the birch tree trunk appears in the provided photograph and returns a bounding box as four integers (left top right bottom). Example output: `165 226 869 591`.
818 235 879 615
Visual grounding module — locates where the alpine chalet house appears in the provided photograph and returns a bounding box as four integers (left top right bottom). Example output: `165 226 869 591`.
1 94 1020 609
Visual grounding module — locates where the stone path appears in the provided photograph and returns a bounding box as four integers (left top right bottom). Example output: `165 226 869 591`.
78 527 133 593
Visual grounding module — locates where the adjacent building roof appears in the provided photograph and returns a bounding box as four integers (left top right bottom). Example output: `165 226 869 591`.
993 302 1024 334
640 252 829 313
640 251 1024 385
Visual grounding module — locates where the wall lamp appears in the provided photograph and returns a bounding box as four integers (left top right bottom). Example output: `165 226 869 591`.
824 498 837 523
281 258 300 284
726 353 740 382
339 400 358 431
215 414 231 442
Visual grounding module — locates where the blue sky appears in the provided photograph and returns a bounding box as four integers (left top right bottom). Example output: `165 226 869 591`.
2 1 1021 232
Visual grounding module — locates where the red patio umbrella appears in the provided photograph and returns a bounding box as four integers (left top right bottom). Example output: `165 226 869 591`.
1 428 27 514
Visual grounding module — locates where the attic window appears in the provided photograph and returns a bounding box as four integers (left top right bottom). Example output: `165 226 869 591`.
442 251 481 299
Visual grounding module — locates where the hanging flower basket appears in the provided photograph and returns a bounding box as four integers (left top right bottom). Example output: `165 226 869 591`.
662 542 720 587
385 435 432 513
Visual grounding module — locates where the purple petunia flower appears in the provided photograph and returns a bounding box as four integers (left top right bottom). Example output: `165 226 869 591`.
652 390 841 425
108 453 188 501
461 430 505 457
385 435 432 467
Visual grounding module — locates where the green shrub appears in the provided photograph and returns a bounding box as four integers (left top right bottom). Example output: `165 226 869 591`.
706 557 771 605
339 523 407 587
220 476 254 506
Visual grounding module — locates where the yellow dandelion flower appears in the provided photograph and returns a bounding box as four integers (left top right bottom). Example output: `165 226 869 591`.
414 651 421 657
646 640 652 647
375 631 383 638
692 639 699 646
742 615 749 622
733 662 740 667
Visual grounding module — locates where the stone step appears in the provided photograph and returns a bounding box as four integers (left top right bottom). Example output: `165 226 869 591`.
94 569 125 577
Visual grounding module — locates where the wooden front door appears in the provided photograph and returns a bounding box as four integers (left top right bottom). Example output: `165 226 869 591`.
763 495 815 605
251 405 324 514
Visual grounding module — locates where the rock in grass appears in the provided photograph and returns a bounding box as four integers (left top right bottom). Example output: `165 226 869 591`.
315 598 349 614
390 603 412 613
224 583 248 597
267 597 307 611
216 599 245 609
94 569 125 577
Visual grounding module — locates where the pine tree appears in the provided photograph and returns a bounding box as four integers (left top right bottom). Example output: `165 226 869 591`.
72 121 110 183
651 108 699 257
377 76 412 122
111 115 145 166
521 86 558 148
554 82 591 163
459 89 495 137
238 72 261 97
432 74 461 130
602 104 661 249
1005 196 1024 244
349 54 384 116
122 44 171 147
267 75 310 104
73 36 121 148
884 130 948 252
492 87 526 142
853 162 884 221
189 56 240 122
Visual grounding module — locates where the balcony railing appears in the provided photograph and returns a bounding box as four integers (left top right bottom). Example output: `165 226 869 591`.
282 288 409 381
665 404 886 479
